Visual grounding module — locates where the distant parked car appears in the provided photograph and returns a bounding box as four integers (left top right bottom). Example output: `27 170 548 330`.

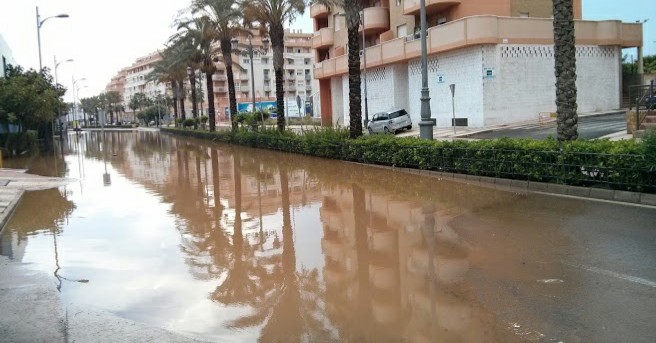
367 109 412 134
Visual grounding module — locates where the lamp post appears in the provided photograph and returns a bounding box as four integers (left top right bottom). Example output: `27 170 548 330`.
36 6 69 70
418 0 435 139
635 19 649 75
54 56 73 136
361 10 369 127
72 76 86 127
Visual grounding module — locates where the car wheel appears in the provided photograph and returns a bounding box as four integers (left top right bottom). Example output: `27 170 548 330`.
368 127 374 135
384 126 390 134
406 125 412 130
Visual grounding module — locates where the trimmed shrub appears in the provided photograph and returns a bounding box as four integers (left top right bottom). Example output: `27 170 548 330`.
161 127 655 193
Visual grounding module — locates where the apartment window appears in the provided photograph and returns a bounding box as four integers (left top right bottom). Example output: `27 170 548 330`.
235 83 241 91
296 69 303 75
297 48 301 53
397 24 407 38
243 59 250 64
262 57 269 64
265 91 270 97
334 14 344 31
304 58 311 65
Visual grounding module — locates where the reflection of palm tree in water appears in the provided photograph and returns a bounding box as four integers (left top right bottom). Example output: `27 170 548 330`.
211 152 264 304
225 166 330 342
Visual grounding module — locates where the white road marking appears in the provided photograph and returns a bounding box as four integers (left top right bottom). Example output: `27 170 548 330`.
562 261 656 288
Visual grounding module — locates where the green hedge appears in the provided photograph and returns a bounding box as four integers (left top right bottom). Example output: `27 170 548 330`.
162 127 656 193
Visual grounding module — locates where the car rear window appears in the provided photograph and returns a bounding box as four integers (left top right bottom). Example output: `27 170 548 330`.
389 110 408 119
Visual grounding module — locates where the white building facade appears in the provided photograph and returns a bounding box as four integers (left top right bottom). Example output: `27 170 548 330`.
0 33 16 77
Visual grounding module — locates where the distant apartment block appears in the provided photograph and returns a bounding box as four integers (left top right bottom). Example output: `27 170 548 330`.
213 29 320 121
0 33 15 78
311 0 643 128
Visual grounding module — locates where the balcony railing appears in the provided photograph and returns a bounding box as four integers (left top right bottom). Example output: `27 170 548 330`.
403 0 460 16
212 74 227 81
314 16 643 80
360 7 390 35
310 3 330 18
312 27 334 49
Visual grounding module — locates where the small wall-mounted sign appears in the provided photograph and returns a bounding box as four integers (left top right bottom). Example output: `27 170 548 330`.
483 67 495 79
437 74 446 84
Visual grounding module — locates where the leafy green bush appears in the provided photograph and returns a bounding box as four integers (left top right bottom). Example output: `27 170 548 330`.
183 118 198 128
162 128 655 193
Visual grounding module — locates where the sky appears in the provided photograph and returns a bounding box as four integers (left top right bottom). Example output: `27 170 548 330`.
0 0 653 102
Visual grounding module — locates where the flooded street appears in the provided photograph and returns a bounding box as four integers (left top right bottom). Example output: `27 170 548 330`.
1 131 655 342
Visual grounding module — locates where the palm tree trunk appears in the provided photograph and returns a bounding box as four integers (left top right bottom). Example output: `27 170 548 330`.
222 41 238 131
346 11 363 138
189 71 198 118
553 0 578 141
172 82 179 122
206 71 216 132
179 80 187 121
271 23 286 132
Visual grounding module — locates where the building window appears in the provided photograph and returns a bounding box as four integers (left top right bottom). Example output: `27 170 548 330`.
265 91 270 98
243 59 250 64
262 57 269 64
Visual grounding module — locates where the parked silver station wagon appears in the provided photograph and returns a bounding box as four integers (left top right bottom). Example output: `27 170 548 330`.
367 109 413 134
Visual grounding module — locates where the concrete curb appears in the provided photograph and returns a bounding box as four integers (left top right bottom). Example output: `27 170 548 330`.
357 163 655 207
0 189 24 236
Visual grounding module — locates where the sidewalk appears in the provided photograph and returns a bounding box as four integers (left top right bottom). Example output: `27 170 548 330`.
397 109 629 140
0 169 74 233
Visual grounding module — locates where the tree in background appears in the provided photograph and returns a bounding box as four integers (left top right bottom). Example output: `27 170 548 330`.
552 0 578 141
0 65 63 152
241 0 306 132
192 0 245 132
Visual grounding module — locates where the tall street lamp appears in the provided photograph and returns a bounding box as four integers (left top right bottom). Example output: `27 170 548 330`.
36 6 69 70
361 10 369 127
72 76 86 127
54 56 73 136
418 0 435 140
232 36 269 126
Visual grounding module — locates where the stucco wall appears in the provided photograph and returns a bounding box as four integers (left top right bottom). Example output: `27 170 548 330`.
408 47 486 127
483 44 620 126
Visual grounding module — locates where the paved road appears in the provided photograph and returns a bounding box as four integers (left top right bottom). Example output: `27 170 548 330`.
471 113 626 139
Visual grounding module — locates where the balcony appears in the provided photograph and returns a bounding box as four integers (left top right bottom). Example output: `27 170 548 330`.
359 7 390 36
264 85 271 92
215 87 227 93
212 74 227 81
403 0 460 16
240 74 250 81
287 84 297 91
264 74 271 81
312 27 334 49
286 74 296 81
310 3 330 18
313 16 642 80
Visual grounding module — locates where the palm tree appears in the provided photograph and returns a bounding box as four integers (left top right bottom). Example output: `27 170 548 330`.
104 91 122 124
241 0 306 132
192 0 246 132
553 0 578 141
313 0 365 138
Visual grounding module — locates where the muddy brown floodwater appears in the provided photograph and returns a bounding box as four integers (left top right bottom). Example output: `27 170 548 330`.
1 131 655 342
